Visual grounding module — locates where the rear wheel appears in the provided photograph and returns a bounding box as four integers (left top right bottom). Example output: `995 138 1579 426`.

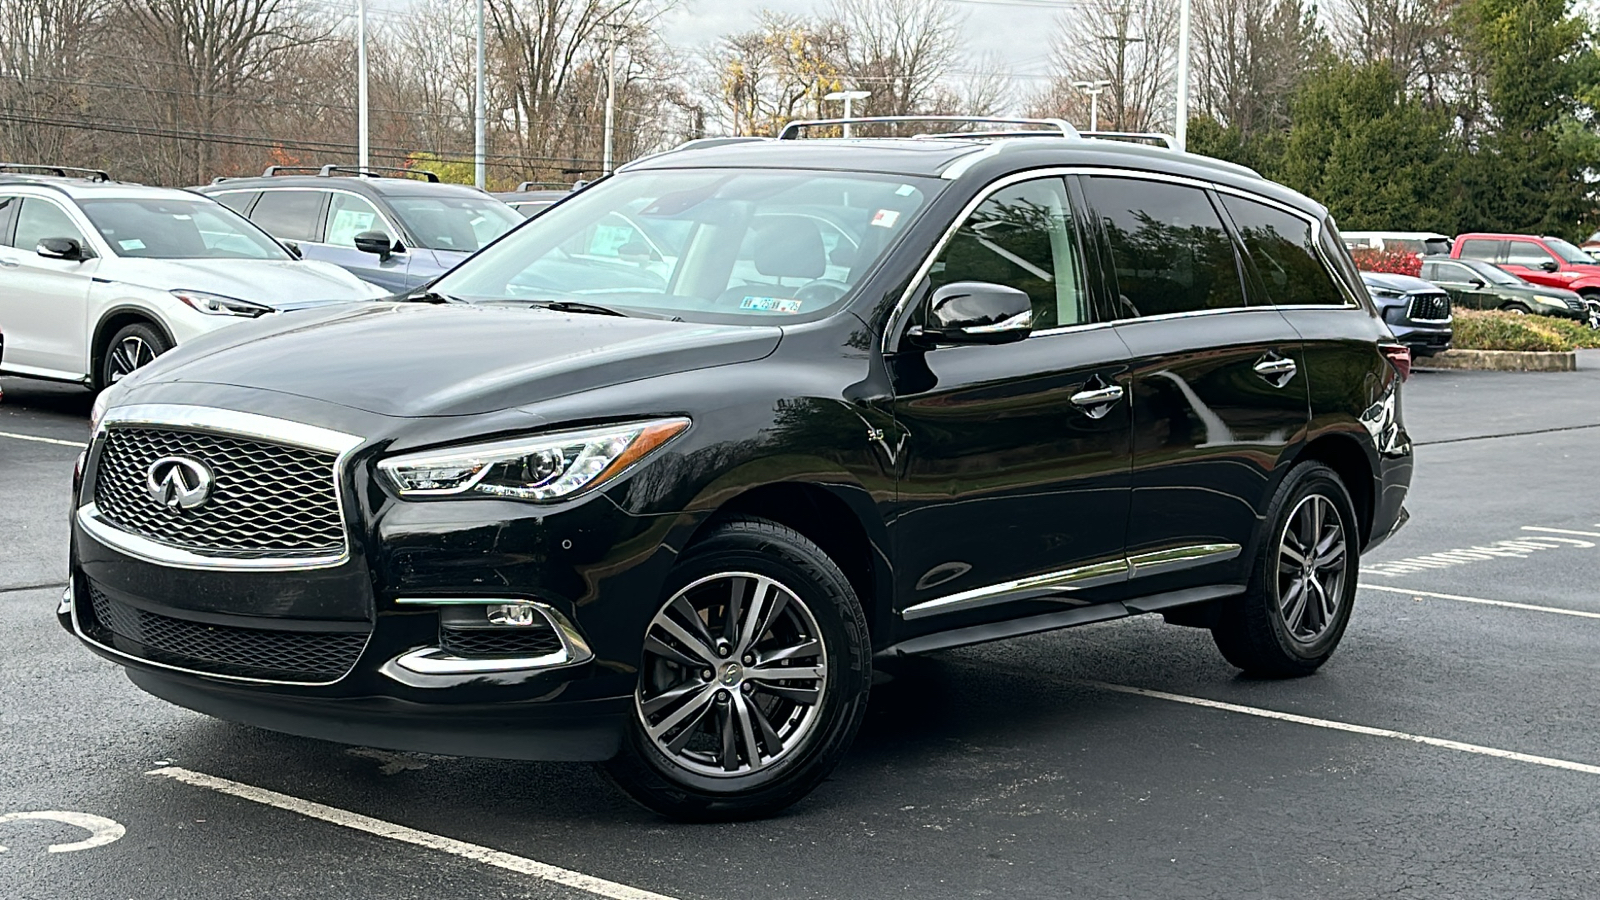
601 517 870 821
97 322 171 390
1501 303 1532 315
1211 462 1358 677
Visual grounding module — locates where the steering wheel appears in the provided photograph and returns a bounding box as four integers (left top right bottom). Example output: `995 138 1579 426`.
792 278 853 307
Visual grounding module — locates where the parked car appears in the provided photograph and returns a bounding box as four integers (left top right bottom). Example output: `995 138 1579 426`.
1420 256 1598 327
199 165 525 292
1360 271 1453 357
1451 232 1600 300
491 183 572 218
1342 231 1452 256
0 164 387 389
69 118 1414 821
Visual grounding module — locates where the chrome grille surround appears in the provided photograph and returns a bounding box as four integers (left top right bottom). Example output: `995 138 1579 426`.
80 405 364 571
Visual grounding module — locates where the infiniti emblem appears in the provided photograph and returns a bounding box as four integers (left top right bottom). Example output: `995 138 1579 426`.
145 456 214 511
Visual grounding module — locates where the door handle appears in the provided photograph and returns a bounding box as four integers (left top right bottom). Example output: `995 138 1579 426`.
1070 384 1124 419
0 257 19 268
1253 354 1297 387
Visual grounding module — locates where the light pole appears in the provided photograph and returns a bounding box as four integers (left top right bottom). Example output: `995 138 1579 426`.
824 90 870 137
356 0 368 169
474 0 486 188
1176 0 1192 151
1071 79 1112 132
601 21 622 176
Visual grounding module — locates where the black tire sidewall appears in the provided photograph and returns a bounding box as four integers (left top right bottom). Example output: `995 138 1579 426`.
98 321 171 391
1255 463 1360 664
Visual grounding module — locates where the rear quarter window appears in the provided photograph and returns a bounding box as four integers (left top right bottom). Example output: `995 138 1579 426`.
1220 194 1345 306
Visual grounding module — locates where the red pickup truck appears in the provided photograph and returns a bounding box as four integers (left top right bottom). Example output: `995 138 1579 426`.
1451 232 1600 298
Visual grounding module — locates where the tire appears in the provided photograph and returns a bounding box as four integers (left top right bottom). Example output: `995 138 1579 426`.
97 321 171 391
601 516 871 821
1210 462 1359 678
1501 303 1531 315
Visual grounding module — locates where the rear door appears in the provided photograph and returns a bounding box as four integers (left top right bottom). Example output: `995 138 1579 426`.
1082 175 1309 590
891 175 1133 627
246 188 327 257
0 195 99 378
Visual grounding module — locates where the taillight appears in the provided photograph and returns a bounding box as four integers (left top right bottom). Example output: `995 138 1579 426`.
1381 343 1411 381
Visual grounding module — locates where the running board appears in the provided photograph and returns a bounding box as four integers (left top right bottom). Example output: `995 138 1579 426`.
876 584 1243 658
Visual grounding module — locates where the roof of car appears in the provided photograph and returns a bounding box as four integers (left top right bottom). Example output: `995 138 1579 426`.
200 174 493 200
0 175 207 203
492 189 567 203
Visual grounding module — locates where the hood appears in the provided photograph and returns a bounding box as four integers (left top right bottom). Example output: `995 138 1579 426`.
1361 272 1439 294
130 302 784 417
108 258 388 305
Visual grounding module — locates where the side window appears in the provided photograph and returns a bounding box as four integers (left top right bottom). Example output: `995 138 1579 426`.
1419 260 1437 280
928 177 1089 330
13 198 87 252
249 191 324 242
1435 262 1474 282
1506 240 1554 267
1084 176 1246 318
1220 194 1345 307
0 195 17 245
212 191 258 215
1457 239 1498 261
325 193 386 247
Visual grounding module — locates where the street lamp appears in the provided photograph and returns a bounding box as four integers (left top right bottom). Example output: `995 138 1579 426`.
356 0 368 168
824 90 871 137
1176 0 1192 151
1070 80 1112 132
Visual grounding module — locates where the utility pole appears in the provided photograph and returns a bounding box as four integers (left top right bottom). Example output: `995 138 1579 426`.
1097 5 1143 132
1071 80 1112 131
1175 0 1192 151
356 0 369 168
474 0 486 188
824 90 871 137
602 21 621 176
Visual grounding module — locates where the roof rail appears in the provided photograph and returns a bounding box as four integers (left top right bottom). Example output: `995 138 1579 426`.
320 164 440 183
514 181 577 192
262 165 321 176
0 163 111 182
1080 131 1176 148
777 116 1080 141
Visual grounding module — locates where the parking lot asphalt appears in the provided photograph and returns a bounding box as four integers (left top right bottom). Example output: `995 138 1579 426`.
3 357 1599 900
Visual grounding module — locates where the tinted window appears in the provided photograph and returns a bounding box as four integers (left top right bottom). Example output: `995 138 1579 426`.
1431 261 1477 282
211 191 258 215
1221 195 1343 306
1085 176 1246 318
1457 239 1499 261
13 198 87 251
928 178 1088 329
325 192 387 247
0 195 16 244
249 190 324 242
78 198 287 260
1506 240 1554 267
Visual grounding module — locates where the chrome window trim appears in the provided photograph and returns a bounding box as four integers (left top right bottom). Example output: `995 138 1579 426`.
67 581 369 687
214 185 408 247
883 165 1353 352
86 404 363 571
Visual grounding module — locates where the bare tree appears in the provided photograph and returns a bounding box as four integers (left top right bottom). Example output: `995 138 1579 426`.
1328 0 1457 94
829 0 963 119
1192 0 1321 137
1033 0 1179 133
0 0 104 162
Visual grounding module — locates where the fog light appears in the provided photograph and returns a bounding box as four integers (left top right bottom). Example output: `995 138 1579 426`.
487 603 539 626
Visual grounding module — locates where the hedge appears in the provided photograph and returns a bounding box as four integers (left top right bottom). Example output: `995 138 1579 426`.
1448 309 1600 352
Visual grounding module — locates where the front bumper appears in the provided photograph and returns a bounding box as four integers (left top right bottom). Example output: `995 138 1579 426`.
1390 323 1453 357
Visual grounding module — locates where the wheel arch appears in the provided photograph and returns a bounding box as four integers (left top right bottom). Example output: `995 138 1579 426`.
92 305 175 383
1292 432 1376 548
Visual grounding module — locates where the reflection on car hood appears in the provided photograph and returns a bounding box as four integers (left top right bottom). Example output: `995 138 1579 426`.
129 302 784 417
106 258 387 304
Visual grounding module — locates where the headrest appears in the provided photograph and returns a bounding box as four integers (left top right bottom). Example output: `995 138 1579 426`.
752 216 825 280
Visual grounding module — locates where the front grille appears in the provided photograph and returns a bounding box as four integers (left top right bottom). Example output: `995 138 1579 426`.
93 427 343 558
441 626 563 659
1406 292 1451 322
85 583 367 682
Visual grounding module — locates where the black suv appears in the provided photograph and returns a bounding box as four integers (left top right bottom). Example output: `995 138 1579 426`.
67 118 1414 821
198 165 524 292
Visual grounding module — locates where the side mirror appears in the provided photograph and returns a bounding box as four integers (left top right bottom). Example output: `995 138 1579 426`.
281 239 303 260
1469 278 1485 288
354 231 395 260
36 237 88 261
908 281 1033 347
1540 260 1560 273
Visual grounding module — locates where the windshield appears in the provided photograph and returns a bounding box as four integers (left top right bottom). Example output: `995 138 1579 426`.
387 196 524 253
1461 259 1523 286
1544 237 1595 264
433 169 936 323
79 197 288 260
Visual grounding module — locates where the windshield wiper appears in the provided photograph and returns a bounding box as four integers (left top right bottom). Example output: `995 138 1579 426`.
400 290 466 304
529 300 629 317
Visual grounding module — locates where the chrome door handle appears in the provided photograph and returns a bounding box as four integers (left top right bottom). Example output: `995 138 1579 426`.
1253 355 1297 387
1070 384 1124 419
0 257 19 268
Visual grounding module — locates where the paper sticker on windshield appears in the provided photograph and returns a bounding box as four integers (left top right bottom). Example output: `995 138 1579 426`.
741 296 802 313
118 239 145 251
871 209 900 228
896 184 916 196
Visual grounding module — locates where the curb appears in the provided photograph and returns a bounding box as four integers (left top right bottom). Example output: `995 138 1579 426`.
1417 349 1578 372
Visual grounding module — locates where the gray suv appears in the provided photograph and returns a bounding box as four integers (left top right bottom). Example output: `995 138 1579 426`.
198 166 524 292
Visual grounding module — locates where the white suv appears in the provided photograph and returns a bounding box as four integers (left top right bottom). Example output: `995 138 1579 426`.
0 166 387 389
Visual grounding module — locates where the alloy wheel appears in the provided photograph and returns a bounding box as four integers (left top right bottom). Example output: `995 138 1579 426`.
107 336 155 383
636 571 828 778
1275 494 1348 644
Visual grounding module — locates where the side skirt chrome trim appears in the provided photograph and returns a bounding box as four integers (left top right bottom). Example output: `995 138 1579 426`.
1127 543 1242 578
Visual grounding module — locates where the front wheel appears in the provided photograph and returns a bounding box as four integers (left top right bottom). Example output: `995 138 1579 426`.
601 517 870 820
1211 462 1359 677
1501 303 1531 315
97 322 171 390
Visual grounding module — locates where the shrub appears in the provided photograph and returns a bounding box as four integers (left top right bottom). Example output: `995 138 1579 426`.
1351 247 1421 277
1449 309 1574 352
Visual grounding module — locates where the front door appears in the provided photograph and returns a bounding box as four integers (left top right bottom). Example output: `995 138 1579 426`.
1081 174 1309 588
890 175 1132 627
0 196 98 378
1423 258 1500 311
319 191 412 292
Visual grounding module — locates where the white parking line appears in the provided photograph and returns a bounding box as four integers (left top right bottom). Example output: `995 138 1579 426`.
1522 526 1600 538
1361 584 1600 620
148 767 681 900
1086 682 1600 777
0 430 86 448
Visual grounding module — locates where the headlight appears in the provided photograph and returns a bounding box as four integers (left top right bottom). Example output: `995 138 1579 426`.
171 289 273 318
1368 288 1404 299
379 418 690 501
